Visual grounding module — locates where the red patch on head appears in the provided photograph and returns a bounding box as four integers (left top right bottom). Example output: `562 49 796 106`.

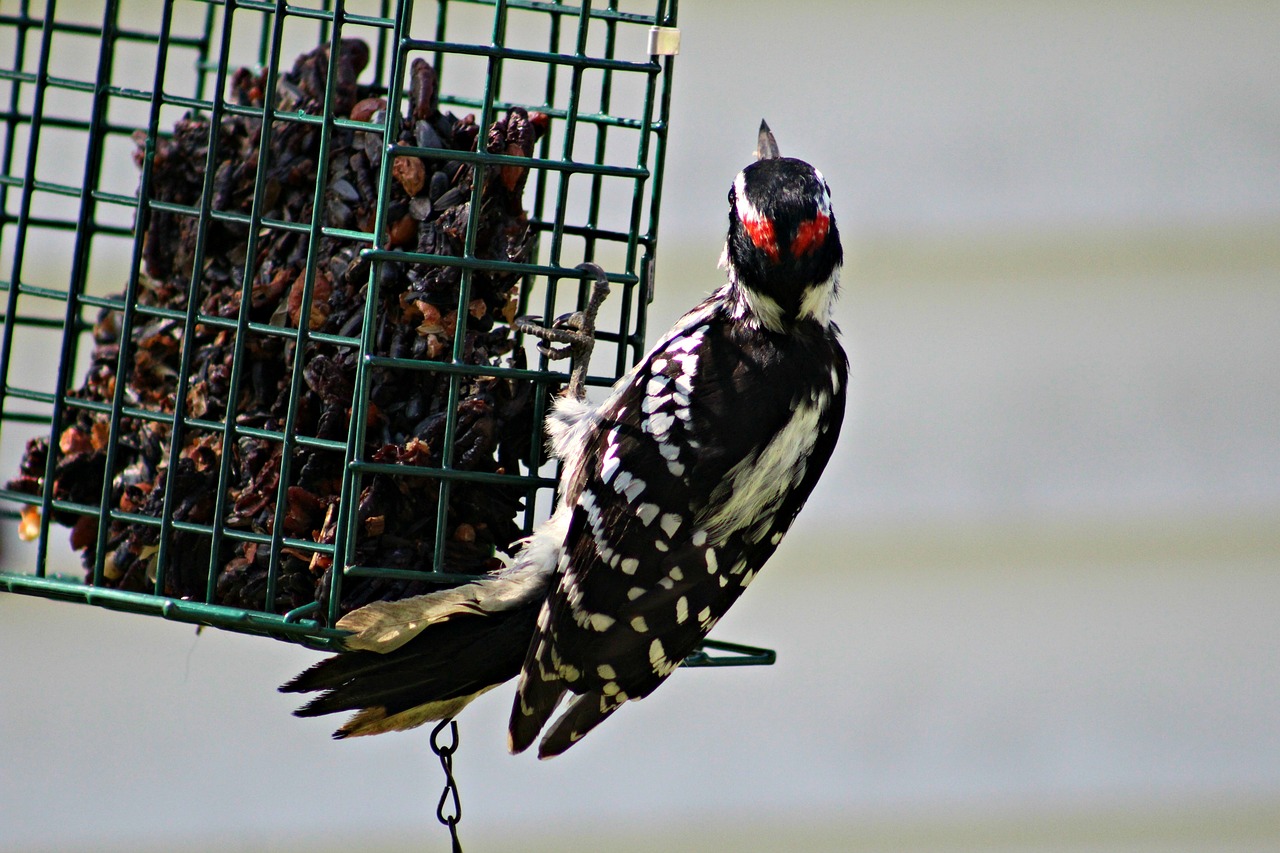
791 211 830 257
742 215 780 263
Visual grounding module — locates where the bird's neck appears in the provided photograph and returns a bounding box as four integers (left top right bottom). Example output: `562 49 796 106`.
721 258 840 335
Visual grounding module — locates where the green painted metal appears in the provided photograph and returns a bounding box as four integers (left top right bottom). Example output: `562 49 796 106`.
0 0 770 669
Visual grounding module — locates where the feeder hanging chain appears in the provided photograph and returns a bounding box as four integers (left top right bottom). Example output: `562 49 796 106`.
430 719 463 853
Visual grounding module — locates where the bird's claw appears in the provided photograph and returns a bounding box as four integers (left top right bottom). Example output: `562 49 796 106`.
517 263 611 401
514 313 594 355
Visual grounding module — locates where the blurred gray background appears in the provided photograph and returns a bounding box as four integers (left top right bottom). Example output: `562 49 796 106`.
3 1 1279 850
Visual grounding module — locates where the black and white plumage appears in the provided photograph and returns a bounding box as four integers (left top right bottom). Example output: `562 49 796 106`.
281 121 848 758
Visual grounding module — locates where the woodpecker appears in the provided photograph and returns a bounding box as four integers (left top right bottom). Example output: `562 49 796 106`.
281 121 848 758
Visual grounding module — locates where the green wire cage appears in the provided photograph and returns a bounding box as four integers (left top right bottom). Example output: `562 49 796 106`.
0 0 773 667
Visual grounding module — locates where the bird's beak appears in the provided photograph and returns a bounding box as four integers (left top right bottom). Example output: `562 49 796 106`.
756 119 781 161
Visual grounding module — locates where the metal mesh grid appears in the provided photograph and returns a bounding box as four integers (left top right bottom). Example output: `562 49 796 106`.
0 0 686 650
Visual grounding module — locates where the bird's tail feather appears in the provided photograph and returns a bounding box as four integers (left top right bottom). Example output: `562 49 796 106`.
281 599 540 738
334 545 554 653
282 521 565 738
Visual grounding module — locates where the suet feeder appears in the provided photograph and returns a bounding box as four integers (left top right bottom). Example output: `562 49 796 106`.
0 0 771 669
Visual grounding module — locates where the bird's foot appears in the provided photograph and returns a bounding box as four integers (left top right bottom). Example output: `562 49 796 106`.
515 263 611 402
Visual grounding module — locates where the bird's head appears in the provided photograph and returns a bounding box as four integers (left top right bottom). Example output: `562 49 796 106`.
722 121 843 332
